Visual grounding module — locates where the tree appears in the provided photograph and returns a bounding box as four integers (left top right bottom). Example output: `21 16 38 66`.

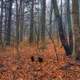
66 0 73 53
29 0 34 43
41 0 46 43
16 0 20 45
49 0 53 37
6 0 13 45
72 0 80 59
4 0 8 46
20 0 24 41
0 0 3 45
52 0 72 56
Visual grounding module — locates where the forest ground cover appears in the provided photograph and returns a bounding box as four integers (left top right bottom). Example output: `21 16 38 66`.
0 40 80 80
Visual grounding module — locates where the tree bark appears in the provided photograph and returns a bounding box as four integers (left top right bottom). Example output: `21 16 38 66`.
52 0 72 56
29 0 34 43
41 0 46 43
72 0 80 59
0 0 3 44
6 0 13 45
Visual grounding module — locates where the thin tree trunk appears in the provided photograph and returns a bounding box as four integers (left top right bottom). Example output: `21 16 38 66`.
49 0 53 37
6 0 13 45
16 0 20 44
67 0 73 53
4 0 8 47
41 0 46 43
29 0 34 43
20 0 24 41
0 0 3 44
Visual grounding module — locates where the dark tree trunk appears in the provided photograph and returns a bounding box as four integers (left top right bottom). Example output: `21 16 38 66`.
0 0 3 44
16 0 20 44
49 0 53 37
67 0 73 53
52 0 72 56
20 0 24 41
6 0 13 45
41 0 46 42
29 0 34 43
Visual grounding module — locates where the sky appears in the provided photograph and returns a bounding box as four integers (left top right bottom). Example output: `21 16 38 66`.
46 0 51 6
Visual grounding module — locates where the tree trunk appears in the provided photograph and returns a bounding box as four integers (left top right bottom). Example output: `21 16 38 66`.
20 0 24 41
41 0 46 43
72 0 80 59
6 0 13 45
16 0 20 45
52 0 72 56
29 0 34 43
0 0 3 44
49 0 53 37
66 0 73 53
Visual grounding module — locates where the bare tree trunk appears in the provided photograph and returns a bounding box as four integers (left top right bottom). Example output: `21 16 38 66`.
20 0 24 41
67 0 73 53
4 0 8 46
16 0 20 44
6 0 13 45
72 0 80 59
52 0 72 56
49 0 53 37
0 0 3 45
41 0 46 43
29 0 34 43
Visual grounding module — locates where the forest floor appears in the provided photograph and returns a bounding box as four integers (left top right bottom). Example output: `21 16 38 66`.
0 40 80 80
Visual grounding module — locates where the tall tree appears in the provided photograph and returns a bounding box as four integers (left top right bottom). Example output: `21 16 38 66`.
52 0 72 56
0 0 3 44
29 0 34 43
49 0 53 37
66 0 73 53
41 0 46 43
6 0 13 45
20 0 24 41
16 0 20 45
4 0 8 46
72 0 80 59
